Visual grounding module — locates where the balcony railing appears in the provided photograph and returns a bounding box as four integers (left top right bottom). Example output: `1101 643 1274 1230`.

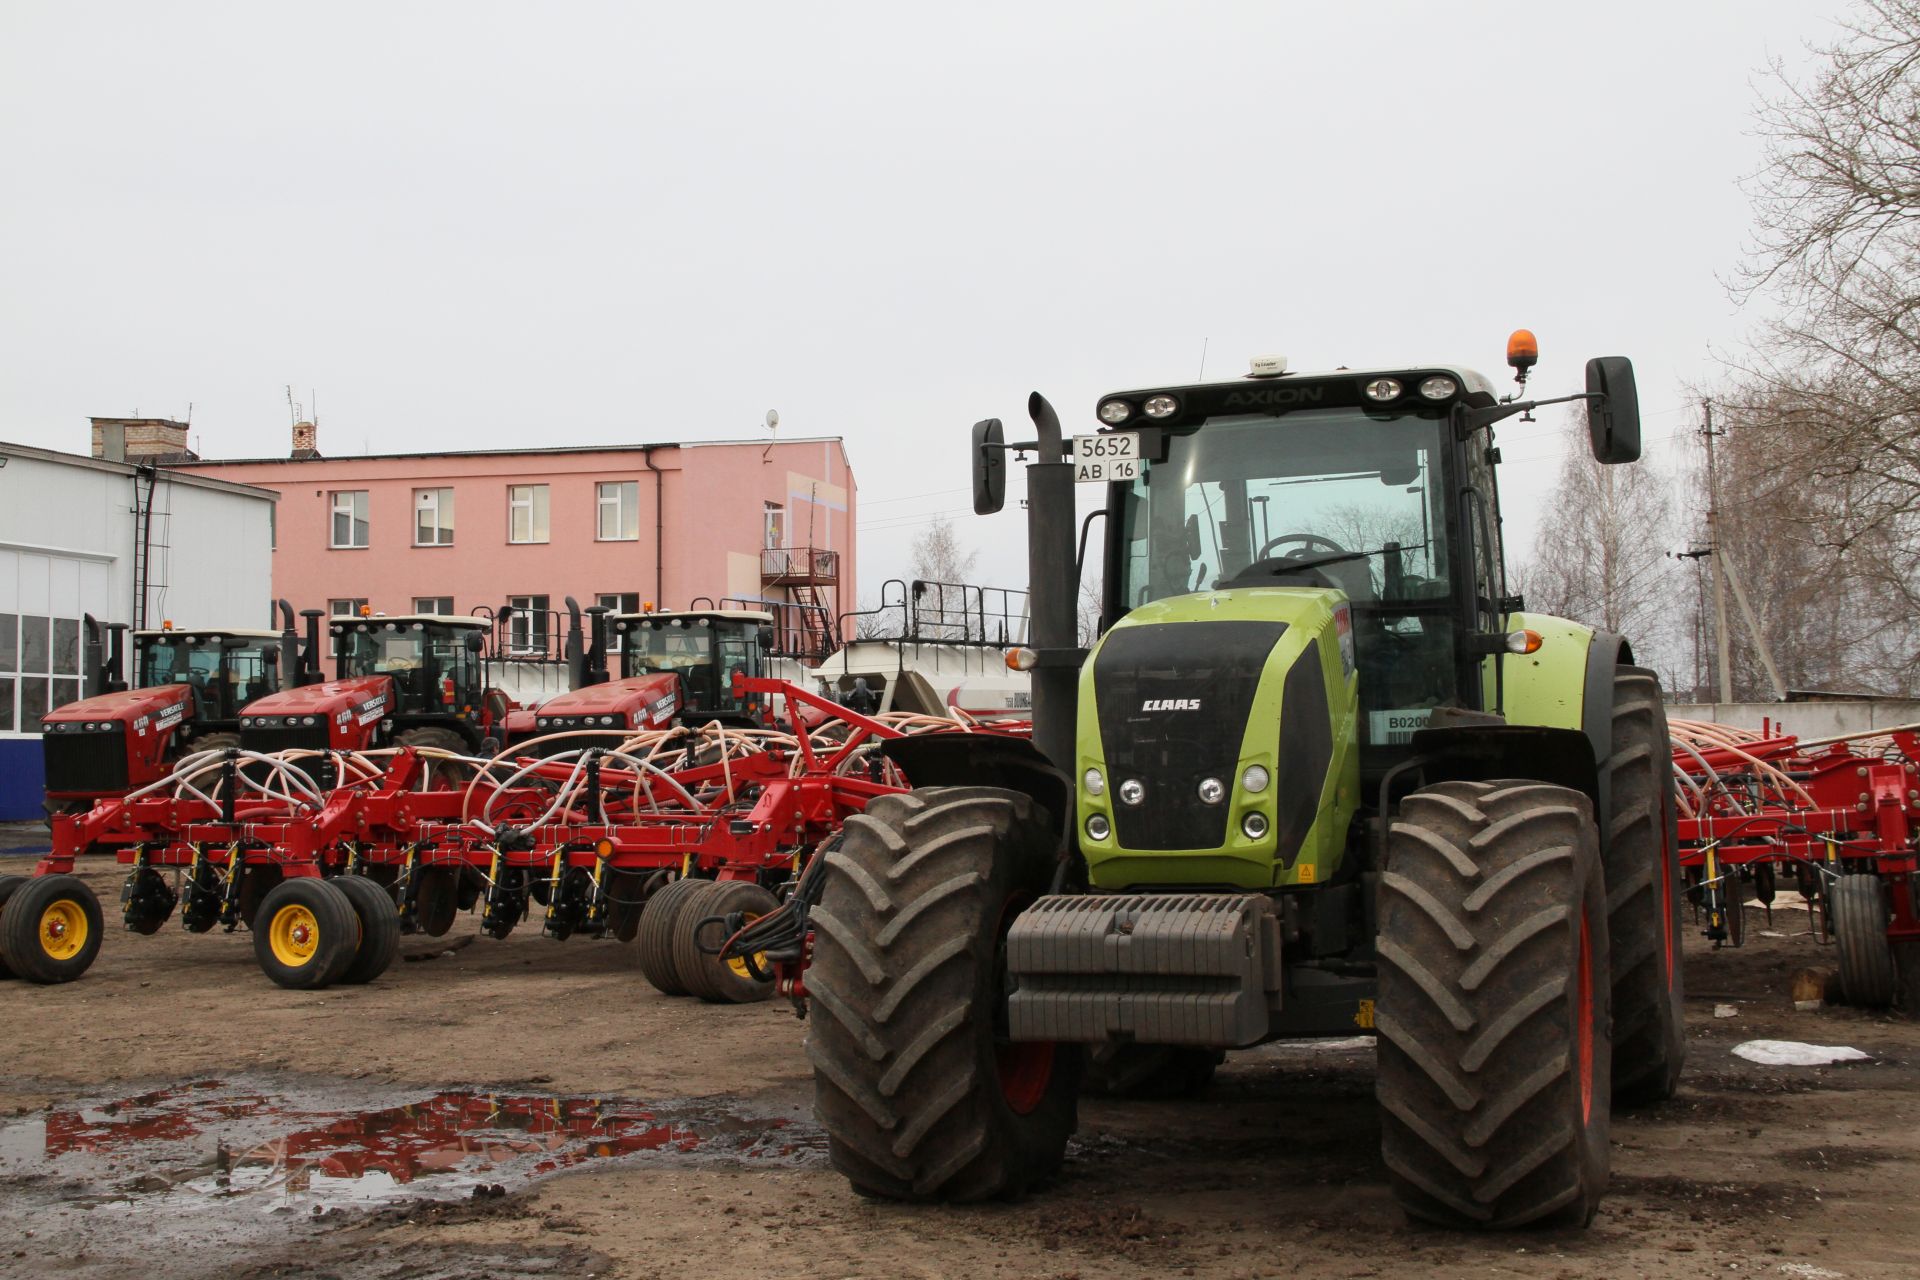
761 546 839 584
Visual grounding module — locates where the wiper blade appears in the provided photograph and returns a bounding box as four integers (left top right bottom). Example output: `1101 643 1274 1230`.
1279 540 1430 573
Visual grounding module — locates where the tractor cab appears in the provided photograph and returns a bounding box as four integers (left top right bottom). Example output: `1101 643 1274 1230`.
133 628 285 723
609 610 774 727
330 613 491 729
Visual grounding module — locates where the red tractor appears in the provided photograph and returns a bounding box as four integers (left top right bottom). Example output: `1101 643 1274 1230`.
239 609 510 763
39 604 303 811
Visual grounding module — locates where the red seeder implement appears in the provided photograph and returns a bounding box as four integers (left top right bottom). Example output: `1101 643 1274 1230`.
1671 718 1920 1005
0 678 1029 996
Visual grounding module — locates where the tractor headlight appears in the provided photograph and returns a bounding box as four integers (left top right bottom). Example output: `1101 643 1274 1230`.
1418 375 1458 400
1085 813 1110 841
1098 399 1133 425
1241 764 1270 794
302 716 318 727
1142 394 1178 419
1197 777 1225 805
537 718 550 730
1083 767 1105 797
1242 811 1270 839
601 715 616 726
1118 779 1145 806
1364 378 1402 402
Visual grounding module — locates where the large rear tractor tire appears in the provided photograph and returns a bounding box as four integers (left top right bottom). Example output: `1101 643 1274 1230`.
332 875 401 985
0 875 105 984
632 875 710 996
1831 874 1896 1008
1376 780 1611 1230
396 726 474 788
1603 668 1687 1105
807 786 1079 1203
253 878 358 990
672 879 781 1004
1082 1044 1222 1099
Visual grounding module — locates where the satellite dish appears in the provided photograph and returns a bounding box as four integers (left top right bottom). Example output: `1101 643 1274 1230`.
765 410 779 430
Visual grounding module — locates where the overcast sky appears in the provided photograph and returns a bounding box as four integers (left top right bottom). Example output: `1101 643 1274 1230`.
0 1 1839 602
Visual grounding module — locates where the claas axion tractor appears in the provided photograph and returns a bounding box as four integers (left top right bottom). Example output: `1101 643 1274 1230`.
802 335 1684 1230
39 602 304 810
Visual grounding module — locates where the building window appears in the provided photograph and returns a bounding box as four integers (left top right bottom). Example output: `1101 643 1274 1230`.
414 487 455 546
597 481 639 541
329 598 367 655
413 597 454 616
508 594 551 654
764 501 785 549
596 593 641 649
508 484 550 544
3 613 83 727
0 612 14 733
331 491 369 548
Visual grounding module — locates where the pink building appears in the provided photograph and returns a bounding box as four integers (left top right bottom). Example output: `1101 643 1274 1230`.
175 425 855 657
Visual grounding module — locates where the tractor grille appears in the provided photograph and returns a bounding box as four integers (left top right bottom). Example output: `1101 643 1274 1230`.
240 725 330 756
42 732 129 794
1093 621 1287 852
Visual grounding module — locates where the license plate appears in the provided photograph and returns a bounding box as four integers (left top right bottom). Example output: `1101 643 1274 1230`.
1072 432 1140 483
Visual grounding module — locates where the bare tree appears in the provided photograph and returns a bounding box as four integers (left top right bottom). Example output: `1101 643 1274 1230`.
1520 414 1688 690
909 516 979 585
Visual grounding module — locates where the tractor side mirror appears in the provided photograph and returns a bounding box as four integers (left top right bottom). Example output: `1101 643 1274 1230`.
1184 514 1203 560
972 418 1006 515
757 626 774 651
1585 357 1641 464
466 632 485 653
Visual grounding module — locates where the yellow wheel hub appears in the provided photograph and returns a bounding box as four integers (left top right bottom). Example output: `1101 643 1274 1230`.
724 911 767 981
39 899 89 962
269 903 322 967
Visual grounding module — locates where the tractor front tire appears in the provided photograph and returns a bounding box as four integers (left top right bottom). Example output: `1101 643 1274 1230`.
1831 874 1896 1008
1603 668 1687 1105
396 727 473 788
807 786 1078 1203
0 875 105 984
0 875 26 979
632 875 710 996
253 878 358 990
333 875 401 985
1377 780 1611 1230
672 879 781 1004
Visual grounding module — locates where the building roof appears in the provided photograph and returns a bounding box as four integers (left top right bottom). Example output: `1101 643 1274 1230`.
0 439 280 502
170 436 847 467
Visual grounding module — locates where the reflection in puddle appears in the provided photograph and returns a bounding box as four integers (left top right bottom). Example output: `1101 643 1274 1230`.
5 1078 822 1210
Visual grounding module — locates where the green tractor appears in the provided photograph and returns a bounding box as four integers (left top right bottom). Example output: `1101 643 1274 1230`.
804 337 1684 1229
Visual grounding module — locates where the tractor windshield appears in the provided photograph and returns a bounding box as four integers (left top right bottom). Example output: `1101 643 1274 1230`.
338 624 481 713
137 637 279 719
1118 409 1450 608
1117 407 1470 734
621 618 760 714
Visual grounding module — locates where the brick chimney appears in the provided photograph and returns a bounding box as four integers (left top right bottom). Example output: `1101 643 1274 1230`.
89 417 196 463
292 420 320 459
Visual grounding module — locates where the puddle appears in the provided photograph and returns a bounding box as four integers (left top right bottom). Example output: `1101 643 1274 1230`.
0 1077 824 1215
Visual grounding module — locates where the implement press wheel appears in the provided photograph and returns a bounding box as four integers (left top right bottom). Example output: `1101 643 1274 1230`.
807 786 1078 1202
0 875 105 984
1603 668 1687 1105
672 879 780 1004
253 878 358 990
332 875 402 985
1831 873 1896 1008
1376 780 1611 1230
632 875 711 996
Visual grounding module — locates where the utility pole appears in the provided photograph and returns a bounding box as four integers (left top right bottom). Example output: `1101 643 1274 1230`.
1702 401 1733 703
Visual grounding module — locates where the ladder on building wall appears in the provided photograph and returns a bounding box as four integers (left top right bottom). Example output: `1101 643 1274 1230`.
130 469 173 630
790 584 834 659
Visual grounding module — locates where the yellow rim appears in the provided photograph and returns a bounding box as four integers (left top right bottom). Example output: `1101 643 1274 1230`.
39 899 89 962
724 911 767 981
269 903 322 967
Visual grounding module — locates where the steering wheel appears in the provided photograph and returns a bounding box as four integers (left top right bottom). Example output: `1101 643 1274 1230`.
1256 532 1348 560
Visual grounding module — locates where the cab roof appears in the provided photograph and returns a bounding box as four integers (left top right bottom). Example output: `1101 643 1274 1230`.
328 614 490 630
134 628 284 642
611 609 772 625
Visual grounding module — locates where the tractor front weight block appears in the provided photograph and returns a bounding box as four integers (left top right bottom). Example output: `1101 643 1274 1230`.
1006 893 1282 1046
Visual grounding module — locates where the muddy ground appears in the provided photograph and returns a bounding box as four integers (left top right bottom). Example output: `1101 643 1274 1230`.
3 853 1917 1279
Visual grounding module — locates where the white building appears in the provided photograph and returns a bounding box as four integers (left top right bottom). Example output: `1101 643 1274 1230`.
0 440 276 818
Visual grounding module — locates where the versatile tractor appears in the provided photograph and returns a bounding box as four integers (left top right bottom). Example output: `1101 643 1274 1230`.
802 337 1684 1230
239 610 509 760
39 604 303 810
